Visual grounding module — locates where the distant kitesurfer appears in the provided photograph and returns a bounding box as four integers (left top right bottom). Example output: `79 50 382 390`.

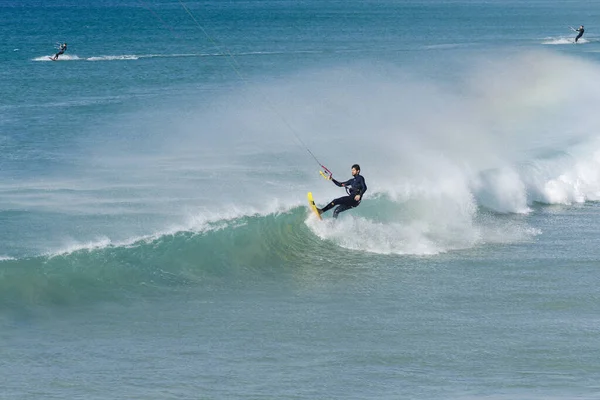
52 43 67 60
574 26 584 43
318 164 367 219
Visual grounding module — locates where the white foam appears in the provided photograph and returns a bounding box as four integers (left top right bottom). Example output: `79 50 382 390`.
534 149 600 204
46 237 113 257
542 37 575 45
306 197 541 255
542 37 588 45
33 51 329 63
473 167 531 214
41 198 299 258
307 213 481 255
86 55 140 61
32 55 81 61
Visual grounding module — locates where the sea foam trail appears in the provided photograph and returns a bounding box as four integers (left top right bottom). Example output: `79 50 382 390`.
32 51 327 62
32 55 81 61
542 37 584 45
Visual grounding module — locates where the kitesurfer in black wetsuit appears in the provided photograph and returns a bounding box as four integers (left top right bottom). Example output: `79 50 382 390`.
318 164 367 219
52 43 67 60
574 26 584 43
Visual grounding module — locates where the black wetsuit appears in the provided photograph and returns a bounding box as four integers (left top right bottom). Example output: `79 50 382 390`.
54 44 67 59
575 27 584 43
320 174 367 218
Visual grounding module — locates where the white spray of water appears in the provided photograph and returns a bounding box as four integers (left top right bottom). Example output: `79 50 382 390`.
32 55 81 61
272 50 600 253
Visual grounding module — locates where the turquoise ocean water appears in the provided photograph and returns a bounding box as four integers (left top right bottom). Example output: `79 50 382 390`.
2 1 600 398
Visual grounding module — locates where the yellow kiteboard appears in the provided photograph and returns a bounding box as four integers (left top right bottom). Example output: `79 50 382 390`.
307 192 322 220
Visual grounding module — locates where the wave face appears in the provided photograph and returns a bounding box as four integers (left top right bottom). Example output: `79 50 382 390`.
0 201 541 309
0 209 314 308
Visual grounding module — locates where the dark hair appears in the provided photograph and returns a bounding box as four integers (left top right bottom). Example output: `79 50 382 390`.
352 164 360 171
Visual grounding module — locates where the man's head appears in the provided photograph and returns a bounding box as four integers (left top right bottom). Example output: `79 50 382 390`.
351 164 360 176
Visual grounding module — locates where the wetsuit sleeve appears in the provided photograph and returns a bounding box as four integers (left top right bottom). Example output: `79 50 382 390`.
331 178 351 188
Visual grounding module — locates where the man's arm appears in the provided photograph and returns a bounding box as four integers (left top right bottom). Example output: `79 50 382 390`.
331 178 353 188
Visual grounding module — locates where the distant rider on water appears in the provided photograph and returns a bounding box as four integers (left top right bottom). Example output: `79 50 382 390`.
574 26 584 43
52 43 67 60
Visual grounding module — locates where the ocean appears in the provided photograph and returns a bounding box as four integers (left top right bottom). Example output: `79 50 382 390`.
2 0 600 398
